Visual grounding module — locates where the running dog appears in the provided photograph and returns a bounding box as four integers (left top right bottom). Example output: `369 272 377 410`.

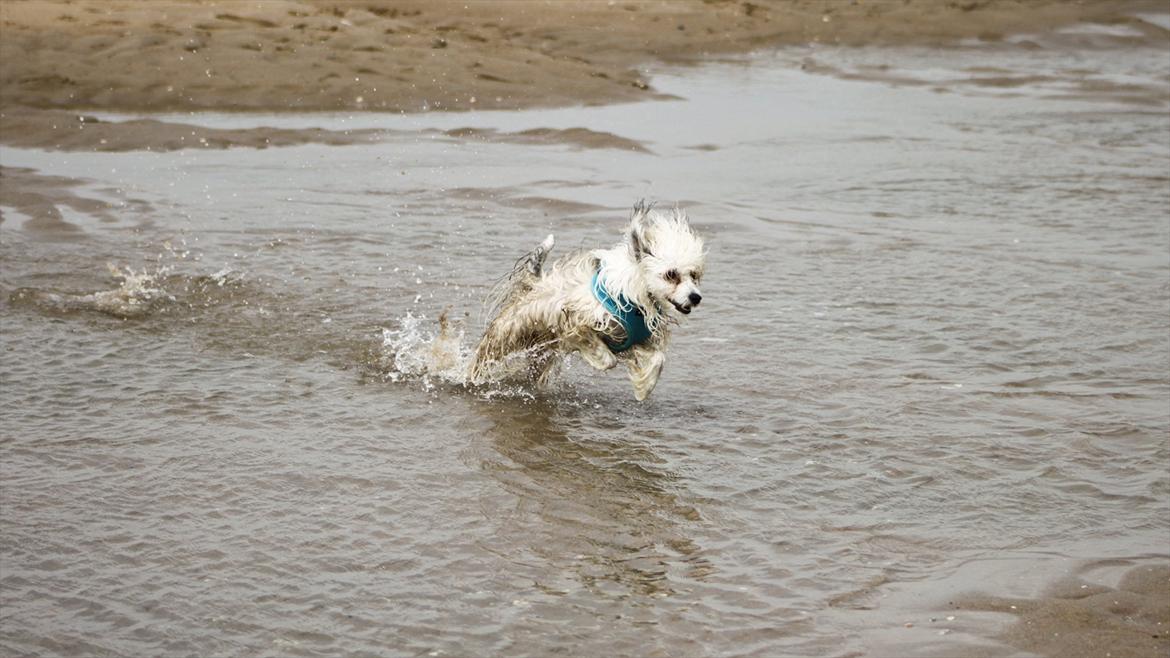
469 201 706 400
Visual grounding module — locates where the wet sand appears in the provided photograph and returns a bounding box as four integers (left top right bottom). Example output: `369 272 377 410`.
0 166 152 234
0 109 651 153
1 0 1166 115
957 563 1170 658
1 0 1166 157
843 555 1170 658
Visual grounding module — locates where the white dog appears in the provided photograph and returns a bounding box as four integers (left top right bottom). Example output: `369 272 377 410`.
469 201 706 400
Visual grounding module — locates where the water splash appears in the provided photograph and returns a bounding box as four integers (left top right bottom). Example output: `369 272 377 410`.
378 310 473 390
10 264 176 319
376 310 540 399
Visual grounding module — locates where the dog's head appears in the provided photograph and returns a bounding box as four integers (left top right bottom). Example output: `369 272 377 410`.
626 202 707 315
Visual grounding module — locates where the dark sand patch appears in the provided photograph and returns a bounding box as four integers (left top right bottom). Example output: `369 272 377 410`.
0 108 650 153
0 109 386 152
442 127 651 154
0 110 651 154
418 186 610 219
0 166 151 236
954 563 1170 658
500 196 611 216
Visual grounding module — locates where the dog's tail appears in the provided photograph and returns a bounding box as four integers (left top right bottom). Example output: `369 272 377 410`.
481 234 555 324
471 234 556 383
527 234 555 275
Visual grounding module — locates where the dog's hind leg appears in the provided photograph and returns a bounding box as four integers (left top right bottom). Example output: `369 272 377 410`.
469 235 557 384
626 349 666 401
532 350 561 387
469 314 532 384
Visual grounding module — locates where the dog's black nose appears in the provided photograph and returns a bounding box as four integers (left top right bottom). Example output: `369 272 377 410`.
688 292 702 306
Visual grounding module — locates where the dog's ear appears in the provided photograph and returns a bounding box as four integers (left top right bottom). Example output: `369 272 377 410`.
628 200 653 260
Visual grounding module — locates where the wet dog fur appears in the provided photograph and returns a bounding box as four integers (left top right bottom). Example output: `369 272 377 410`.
469 201 706 400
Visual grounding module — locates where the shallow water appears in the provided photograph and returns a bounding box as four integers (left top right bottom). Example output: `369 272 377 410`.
2 38 1169 657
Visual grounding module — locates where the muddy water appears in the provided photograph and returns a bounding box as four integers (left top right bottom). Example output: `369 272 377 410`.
2 37 1169 658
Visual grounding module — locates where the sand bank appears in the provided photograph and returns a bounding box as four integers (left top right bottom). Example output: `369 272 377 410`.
2 0 1166 115
956 563 1170 658
0 165 151 234
0 108 652 153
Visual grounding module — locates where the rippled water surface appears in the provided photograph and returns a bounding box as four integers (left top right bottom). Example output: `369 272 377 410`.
2 40 1169 657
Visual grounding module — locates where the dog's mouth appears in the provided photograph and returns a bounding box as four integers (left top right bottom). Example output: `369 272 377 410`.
671 300 692 315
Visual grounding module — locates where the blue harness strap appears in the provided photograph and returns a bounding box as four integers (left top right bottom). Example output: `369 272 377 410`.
591 270 652 352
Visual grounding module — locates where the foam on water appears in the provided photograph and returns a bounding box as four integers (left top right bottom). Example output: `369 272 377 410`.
10 264 175 319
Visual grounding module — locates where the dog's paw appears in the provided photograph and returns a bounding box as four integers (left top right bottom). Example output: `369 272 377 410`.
601 352 618 370
582 349 618 371
594 348 622 369
629 351 665 401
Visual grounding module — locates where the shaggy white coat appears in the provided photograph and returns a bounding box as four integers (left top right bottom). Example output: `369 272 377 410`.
469 202 707 400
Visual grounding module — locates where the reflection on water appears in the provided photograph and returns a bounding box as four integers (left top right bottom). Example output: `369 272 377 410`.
469 395 712 598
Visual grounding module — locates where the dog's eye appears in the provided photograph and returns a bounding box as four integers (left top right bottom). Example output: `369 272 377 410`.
664 269 680 283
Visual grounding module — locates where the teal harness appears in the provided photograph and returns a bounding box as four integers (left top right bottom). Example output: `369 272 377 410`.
591 270 653 352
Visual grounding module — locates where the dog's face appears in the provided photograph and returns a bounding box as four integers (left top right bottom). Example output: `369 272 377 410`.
628 205 706 315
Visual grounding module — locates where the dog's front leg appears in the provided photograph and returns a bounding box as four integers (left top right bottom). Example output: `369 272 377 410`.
626 349 666 401
575 332 618 372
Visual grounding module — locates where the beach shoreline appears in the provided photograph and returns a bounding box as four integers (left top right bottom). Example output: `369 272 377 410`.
2 0 1166 116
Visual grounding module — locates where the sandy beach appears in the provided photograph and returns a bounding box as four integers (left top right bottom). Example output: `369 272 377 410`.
2 0 1166 115
2 0 1166 155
